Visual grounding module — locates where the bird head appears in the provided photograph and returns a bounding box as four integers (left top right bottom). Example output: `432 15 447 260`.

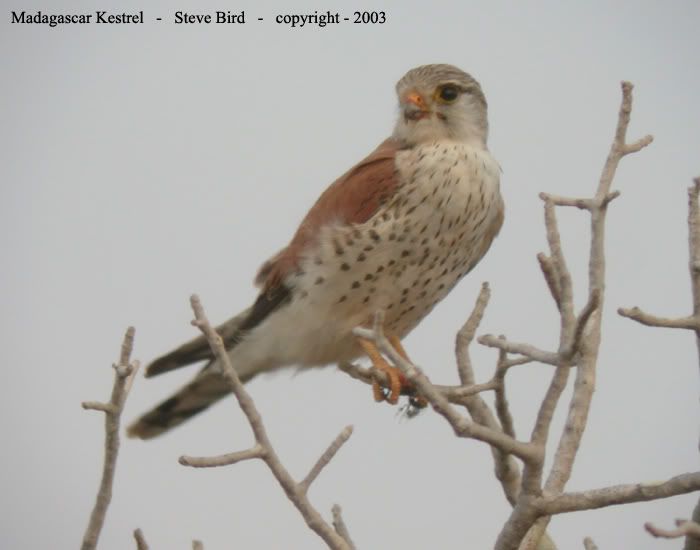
393 64 489 148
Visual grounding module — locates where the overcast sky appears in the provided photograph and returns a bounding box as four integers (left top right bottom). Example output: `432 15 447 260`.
2 1 700 548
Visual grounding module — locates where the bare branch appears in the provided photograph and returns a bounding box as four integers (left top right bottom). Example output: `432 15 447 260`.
495 80 653 550
81 327 140 550
186 295 352 550
478 335 562 366
535 472 700 515
494 346 516 438
179 445 265 468
300 426 354 493
133 528 149 550
537 253 562 309
355 314 542 464
456 282 492 384
618 307 698 330
332 505 356 550
646 518 700 540
565 290 601 358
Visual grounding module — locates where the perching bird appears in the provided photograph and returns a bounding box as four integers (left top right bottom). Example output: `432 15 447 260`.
128 64 504 439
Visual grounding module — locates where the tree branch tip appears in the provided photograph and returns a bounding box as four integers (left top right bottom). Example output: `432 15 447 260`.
603 190 621 205
81 401 115 413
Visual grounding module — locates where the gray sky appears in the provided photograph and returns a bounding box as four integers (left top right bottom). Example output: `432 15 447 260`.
2 1 699 548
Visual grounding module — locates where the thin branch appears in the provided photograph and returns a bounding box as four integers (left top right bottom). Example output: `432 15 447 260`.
179 445 265 468
300 426 354 493
537 253 562 309
646 518 700 540
478 335 562 366
133 528 149 550
81 327 140 550
354 313 542 464
183 295 352 550
453 284 525 507
339 359 532 407
332 505 356 550
535 471 700 515
494 346 516 438
619 177 700 550
456 282 492 384
618 307 698 330
565 290 601 358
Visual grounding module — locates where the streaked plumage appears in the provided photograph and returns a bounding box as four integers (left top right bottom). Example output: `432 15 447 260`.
128 64 504 439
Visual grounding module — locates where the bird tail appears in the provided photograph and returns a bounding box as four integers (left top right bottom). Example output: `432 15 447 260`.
127 286 293 439
126 365 258 439
127 306 254 440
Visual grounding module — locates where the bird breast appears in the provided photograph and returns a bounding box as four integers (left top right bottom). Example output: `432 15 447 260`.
264 140 503 368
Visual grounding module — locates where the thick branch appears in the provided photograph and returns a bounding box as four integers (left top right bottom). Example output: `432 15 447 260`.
81 327 139 550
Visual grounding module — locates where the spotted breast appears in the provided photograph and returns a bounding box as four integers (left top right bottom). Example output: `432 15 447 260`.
268 139 503 367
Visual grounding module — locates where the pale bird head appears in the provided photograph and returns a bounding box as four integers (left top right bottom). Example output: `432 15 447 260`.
393 64 489 148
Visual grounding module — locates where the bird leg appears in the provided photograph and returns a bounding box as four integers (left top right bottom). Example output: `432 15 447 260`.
386 334 428 410
357 337 404 404
357 333 427 409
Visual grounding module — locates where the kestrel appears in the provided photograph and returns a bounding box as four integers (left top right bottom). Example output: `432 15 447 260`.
128 64 504 439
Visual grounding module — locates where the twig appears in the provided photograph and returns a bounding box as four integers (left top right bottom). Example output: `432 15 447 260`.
133 528 149 550
332 505 356 550
494 345 516 438
618 307 698 330
81 327 140 550
180 445 265 468
477 335 562 366
646 518 700 540
300 426 354 493
182 295 352 550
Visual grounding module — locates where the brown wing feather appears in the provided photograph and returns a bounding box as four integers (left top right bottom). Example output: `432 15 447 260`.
256 138 403 291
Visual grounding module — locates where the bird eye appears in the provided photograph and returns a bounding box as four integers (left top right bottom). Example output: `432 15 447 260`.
438 85 460 102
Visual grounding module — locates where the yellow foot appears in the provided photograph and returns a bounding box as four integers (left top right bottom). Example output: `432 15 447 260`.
358 337 403 404
357 332 426 408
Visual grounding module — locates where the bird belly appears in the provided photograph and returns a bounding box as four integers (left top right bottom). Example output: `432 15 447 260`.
238 142 502 371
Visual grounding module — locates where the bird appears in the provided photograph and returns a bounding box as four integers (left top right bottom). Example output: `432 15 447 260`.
127 64 504 439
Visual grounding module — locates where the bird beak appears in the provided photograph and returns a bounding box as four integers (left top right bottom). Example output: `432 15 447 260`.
403 92 430 121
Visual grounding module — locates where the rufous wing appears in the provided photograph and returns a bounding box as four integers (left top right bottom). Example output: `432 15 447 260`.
255 138 404 292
